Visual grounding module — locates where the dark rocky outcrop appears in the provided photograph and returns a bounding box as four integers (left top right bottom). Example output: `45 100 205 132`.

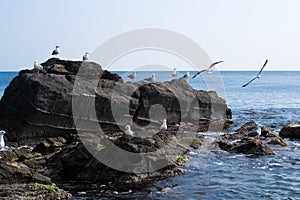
217 121 287 156
279 122 300 139
0 58 232 197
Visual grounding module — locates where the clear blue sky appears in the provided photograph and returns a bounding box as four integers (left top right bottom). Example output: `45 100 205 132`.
1 0 300 71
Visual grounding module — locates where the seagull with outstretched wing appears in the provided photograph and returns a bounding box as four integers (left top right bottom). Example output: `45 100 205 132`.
192 61 223 79
242 60 268 87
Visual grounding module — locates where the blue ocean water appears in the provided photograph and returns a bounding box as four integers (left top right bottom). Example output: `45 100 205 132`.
0 71 300 199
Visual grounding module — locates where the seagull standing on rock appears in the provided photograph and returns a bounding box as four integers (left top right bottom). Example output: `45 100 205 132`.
182 72 190 79
128 72 137 81
51 45 60 57
33 60 43 72
0 130 6 149
192 61 223 79
83 52 89 61
160 119 168 131
247 126 261 137
124 125 134 138
144 73 155 82
172 68 177 78
242 60 268 87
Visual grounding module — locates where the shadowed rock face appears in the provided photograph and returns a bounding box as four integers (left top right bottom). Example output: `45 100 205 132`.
0 58 231 146
279 122 300 139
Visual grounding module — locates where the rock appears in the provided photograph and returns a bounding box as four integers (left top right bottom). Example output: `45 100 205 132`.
260 126 287 146
279 122 300 139
217 138 275 156
217 121 287 156
0 183 72 199
0 58 231 145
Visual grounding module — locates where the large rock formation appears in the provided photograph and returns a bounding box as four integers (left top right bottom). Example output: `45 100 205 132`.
0 58 232 196
0 58 231 146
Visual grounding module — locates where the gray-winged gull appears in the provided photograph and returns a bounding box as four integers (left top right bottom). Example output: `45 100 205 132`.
192 61 223 79
52 45 60 56
242 60 268 87
160 119 168 131
0 130 6 149
144 73 155 82
83 52 89 61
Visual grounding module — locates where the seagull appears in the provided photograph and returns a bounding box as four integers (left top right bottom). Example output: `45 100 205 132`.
242 60 268 87
33 60 43 72
182 72 190 79
82 52 89 61
51 45 60 57
247 126 261 137
124 125 134 138
128 72 137 81
144 73 155 82
192 61 223 79
0 130 6 149
160 119 168 131
172 68 177 78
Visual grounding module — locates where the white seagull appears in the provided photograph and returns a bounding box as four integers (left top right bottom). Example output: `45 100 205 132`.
247 126 261 137
33 60 43 72
83 52 89 61
144 73 155 82
160 119 168 131
172 68 177 78
127 72 137 81
242 60 268 87
52 45 60 57
124 125 134 138
182 72 190 79
192 61 223 79
0 130 6 149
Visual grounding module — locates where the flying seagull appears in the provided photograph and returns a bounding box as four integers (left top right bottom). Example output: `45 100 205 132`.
192 61 223 79
128 72 137 81
33 60 43 72
52 45 60 57
144 73 155 82
172 68 177 78
160 119 168 131
124 125 134 138
83 52 89 61
0 130 6 149
242 60 268 87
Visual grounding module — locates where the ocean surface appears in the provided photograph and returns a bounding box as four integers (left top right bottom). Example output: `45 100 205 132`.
0 71 300 199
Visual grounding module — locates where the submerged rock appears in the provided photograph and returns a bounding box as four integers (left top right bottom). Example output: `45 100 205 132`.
279 122 300 139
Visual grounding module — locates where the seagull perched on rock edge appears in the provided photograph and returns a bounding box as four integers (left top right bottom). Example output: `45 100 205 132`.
160 119 168 131
144 73 155 82
51 45 60 57
0 130 6 149
128 72 137 81
83 52 89 61
242 60 268 87
124 125 134 138
33 60 43 72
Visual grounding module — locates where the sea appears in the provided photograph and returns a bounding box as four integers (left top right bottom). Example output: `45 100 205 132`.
0 71 300 199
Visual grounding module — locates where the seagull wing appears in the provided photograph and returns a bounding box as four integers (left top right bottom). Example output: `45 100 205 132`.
192 70 206 78
207 60 224 70
257 60 268 76
242 76 259 87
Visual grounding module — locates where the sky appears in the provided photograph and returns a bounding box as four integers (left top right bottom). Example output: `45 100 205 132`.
0 0 300 71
